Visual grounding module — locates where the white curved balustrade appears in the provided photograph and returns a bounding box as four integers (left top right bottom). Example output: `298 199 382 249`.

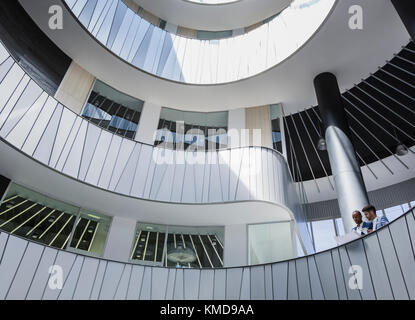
0 40 312 250
185 0 238 4
63 0 335 84
1 208 414 300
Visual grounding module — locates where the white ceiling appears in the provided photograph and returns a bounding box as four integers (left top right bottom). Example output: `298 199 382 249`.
133 0 292 31
20 0 410 113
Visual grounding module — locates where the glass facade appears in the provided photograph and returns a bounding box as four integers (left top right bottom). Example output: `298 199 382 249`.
82 80 143 139
335 218 345 236
130 223 224 268
0 184 111 256
155 107 228 150
270 104 283 153
69 209 112 256
248 222 295 264
384 204 410 222
311 219 337 252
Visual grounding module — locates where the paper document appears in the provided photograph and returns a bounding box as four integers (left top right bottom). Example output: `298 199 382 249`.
335 231 361 246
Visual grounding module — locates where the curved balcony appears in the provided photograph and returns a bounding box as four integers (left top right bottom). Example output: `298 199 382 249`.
63 0 335 84
0 206 414 299
21 0 407 111
185 0 238 4
135 0 292 32
0 39 311 249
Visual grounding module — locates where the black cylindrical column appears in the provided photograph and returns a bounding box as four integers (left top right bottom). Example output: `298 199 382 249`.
391 0 415 41
314 73 369 232
0 175 11 202
314 73 350 137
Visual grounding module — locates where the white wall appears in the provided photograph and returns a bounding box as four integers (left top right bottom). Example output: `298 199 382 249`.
54 62 95 114
245 105 273 148
224 224 247 267
227 108 247 148
135 101 162 145
248 221 295 265
103 216 136 262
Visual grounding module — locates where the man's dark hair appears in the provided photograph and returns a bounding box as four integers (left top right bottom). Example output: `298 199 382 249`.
362 205 376 213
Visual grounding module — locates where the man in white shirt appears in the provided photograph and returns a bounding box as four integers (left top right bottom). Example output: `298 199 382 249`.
351 211 372 235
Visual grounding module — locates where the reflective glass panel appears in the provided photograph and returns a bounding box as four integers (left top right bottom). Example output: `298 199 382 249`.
311 219 337 252
130 223 224 268
69 209 112 256
155 107 228 150
270 104 283 153
335 218 345 236
384 204 408 222
0 183 78 249
0 183 111 256
248 222 295 264
82 80 143 139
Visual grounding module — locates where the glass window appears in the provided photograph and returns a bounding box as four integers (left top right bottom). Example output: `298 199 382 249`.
196 30 233 40
130 223 167 265
82 80 143 139
306 202 414 251
306 221 315 249
69 209 112 256
295 233 305 258
335 218 345 236
248 222 295 264
384 204 408 222
311 219 337 252
0 183 111 256
130 223 224 268
0 183 79 249
158 19 166 30
155 107 228 150
270 104 283 153
307 221 312 239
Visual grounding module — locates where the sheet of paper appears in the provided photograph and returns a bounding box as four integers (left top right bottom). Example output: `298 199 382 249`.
334 232 361 246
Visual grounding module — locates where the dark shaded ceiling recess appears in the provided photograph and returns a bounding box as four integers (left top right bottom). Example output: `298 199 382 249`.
0 0 71 95
284 41 415 183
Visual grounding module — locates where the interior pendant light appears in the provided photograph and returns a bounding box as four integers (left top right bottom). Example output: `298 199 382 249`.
396 143 409 156
393 128 408 157
317 137 327 151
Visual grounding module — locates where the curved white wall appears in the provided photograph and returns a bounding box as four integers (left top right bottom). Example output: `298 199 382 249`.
64 0 334 84
0 40 313 253
134 0 291 31
20 0 409 112
1 207 414 299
